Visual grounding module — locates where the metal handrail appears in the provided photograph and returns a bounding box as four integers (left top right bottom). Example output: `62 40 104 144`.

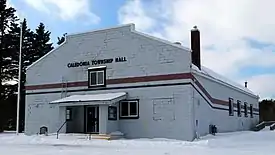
56 121 67 139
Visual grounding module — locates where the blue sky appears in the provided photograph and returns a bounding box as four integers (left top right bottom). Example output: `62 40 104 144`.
8 0 275 99
11 0 126 45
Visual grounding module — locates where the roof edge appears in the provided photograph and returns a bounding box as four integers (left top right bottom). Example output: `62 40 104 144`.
191 68 259 99
131 29 191 52
67 23 135 37
26 36 68 71
26 24 135 71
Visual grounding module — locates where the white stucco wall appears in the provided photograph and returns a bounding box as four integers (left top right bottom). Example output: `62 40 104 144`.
191 73 259 137
106 103 119 134
25 24 191 87
25 24 193 140
66 106 84 133
24 23 259 141
25 93 62 135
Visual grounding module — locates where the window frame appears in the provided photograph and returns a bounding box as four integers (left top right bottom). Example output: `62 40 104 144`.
229 98 234 116
250 104 254 118
88 67 106 88
119 99 139 119
244 102 248 117
237 100 242 117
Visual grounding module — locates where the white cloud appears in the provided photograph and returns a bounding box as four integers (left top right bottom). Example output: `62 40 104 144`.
244 74 275 100
118 0 275 99
24 0 100 24
118 0 156 31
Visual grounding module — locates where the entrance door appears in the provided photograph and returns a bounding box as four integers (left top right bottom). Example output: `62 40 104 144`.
86 106 99 133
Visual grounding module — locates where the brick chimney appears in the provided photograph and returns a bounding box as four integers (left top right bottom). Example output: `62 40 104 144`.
191 26 201 70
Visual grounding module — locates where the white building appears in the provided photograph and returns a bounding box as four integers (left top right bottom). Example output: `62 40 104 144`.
25 24 259 141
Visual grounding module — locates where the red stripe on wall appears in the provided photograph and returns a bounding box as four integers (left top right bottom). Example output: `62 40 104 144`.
25 72 259 112
25 73 192 90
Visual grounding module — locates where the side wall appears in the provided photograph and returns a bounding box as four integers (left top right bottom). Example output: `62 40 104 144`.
192 73 259 137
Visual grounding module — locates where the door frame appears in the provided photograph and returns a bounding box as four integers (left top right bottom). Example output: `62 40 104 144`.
84 105 99 134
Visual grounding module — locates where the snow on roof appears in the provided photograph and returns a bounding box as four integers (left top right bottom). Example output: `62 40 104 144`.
50 92 127 104
191 64 257 97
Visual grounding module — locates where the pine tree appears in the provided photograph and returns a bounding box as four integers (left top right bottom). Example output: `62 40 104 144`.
7 19 54 132
0 0 18 132
5 18 33 132
33 22 53 61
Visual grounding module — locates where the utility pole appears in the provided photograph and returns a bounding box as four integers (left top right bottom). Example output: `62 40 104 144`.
16 21 23 135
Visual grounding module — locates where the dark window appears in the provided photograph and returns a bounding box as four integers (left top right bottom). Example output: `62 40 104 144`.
120 100 139 119
250 104 253 118
90 72 97 85
97 71 104 85
130 101 138 115
66 108 72 121
108 106 117 120
121 102 129 116
237 100 241 117
88 67 106 88
229 98 234 116
244 102 248 117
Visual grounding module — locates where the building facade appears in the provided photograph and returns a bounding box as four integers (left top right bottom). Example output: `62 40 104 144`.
25 24 259 141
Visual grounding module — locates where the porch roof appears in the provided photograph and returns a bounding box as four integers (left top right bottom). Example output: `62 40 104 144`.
49 92 127 106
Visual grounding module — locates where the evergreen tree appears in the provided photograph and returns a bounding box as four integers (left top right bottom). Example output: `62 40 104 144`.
0 1 54 132
33 22 53 61
5 18 33 132
7 19 54 132
0 0 18 132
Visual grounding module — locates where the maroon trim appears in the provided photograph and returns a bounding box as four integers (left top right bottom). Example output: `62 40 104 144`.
25 73 192 90
107 73 193 85
25 72 259 112
194 80 229 106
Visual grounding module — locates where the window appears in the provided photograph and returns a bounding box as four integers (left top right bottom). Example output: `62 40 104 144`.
108 106 117 120
237 100 241 117
88 67 106 88
250 104 253 118
244 102 248 117
66 108 72 121
119 100 139 119
229 98 234 116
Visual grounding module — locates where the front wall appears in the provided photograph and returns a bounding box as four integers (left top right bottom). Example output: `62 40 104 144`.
192 74 259 137
25 93 62 135
118 85 194 141
66 106 84 133
25 84 194 141
107 103 119 134
25 24 193 139
26 24 191 86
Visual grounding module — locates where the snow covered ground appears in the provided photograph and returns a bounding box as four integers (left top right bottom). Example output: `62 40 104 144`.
0 130 274 155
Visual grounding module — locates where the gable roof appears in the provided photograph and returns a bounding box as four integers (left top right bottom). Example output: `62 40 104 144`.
191 64 258 98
